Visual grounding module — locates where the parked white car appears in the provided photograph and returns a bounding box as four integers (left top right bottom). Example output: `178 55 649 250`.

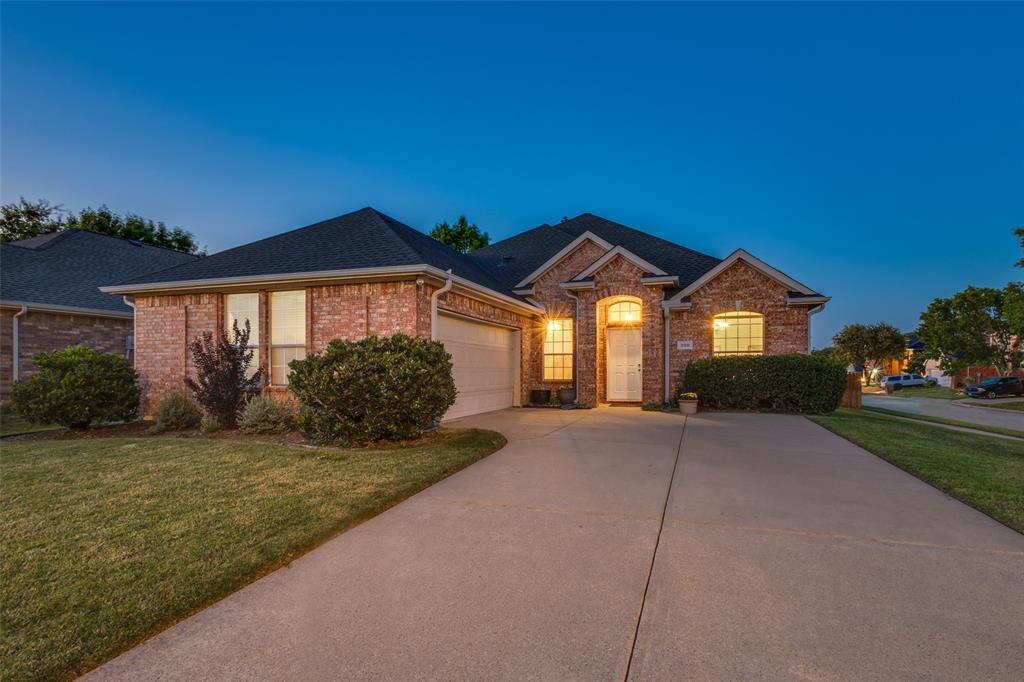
880 374 928 390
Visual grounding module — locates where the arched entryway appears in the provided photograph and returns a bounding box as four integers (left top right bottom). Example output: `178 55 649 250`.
598 296 644 402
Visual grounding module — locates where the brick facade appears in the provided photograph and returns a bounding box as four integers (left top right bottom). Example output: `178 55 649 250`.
0 307 132 401
668 260 810 397
128 256 814 416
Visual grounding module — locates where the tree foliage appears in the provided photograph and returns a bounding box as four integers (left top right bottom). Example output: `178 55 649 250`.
0 197 63 242
288 333 457 445
184 320 263 428
831 323 906 383
0 196 203 254
10 345 140 428
1016 227 1024 268
918 285 1023 375
429 215 490 253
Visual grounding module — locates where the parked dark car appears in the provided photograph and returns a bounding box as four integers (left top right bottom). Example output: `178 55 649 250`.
964 376 1024 399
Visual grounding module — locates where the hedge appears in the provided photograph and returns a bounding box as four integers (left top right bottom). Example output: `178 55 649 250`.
287 333 457 446
680 354 846 414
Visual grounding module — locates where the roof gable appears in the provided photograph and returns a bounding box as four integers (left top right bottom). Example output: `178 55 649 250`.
665 249 820 305
510 231 613 288
570 245 667 281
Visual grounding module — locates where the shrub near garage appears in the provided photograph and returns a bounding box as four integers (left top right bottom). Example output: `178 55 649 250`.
681 353 846 413
288 333 457 446
9 345 139 427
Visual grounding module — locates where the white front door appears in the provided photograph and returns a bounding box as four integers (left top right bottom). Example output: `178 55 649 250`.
607 328 642 401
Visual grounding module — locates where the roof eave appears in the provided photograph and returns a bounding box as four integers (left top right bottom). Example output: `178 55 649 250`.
0 299 133 319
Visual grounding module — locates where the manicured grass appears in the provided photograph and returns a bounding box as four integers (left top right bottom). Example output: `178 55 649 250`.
809 409 1024 534
0 404 61 437
0 429 505 682
862 405 1024 439
888 385 966 400
981 401 1024 412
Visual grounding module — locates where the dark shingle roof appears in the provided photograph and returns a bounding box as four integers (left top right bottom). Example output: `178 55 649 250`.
1 230 198 314
471 212 722 291
113 207 507 292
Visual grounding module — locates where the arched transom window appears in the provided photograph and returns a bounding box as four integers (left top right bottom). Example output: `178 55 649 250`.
713 311 764 355
607 300 641 324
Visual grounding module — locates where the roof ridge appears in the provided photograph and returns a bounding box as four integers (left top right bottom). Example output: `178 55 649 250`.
474 223 552 253
361 208 442 264
567 213 721 264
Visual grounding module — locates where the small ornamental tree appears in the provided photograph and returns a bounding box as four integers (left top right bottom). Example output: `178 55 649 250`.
10 345 139 427
288 333 457 445
184 320 262 428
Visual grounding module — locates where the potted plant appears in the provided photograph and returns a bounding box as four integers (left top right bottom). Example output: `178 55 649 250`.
678 391 699 415
557 386 576 406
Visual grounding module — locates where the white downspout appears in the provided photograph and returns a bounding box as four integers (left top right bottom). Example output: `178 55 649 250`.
565 289 581 400
12 305 28 381
807 303 826 353
663 303 671 403
430 270 454 340
123 296 137 367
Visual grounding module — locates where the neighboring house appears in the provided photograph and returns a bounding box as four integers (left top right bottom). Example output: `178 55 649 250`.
1 230 197 400
881 334 949 386
101 208 829 419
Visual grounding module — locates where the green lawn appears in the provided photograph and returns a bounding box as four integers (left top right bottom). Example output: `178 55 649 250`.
981 401 1024 412
809 409 1024 534
0 404 61 437
888 385 965 400
862 405 1024 439
0 429 505 682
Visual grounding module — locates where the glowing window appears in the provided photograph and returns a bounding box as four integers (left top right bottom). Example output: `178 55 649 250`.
225 293 260 378
271 290 307 385
607 301 641 324
712 311 764 356
544 318 573 380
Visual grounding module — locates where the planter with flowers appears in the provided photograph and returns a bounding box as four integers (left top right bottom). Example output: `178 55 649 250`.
678 391 699 415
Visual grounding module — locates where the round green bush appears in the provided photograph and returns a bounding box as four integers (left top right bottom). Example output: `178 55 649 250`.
288 333 457 445
239 395 296 434
680 353 847 414
150 389 203 433
10 345 140 428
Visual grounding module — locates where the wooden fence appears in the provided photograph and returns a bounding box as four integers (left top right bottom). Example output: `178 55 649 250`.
841 372 862 409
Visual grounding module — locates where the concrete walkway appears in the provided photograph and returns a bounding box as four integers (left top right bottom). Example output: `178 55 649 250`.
863 393 1024 431
87 409 1024 681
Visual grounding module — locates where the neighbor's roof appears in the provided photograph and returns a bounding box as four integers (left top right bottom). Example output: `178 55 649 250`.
1 230 198 315
112 207 508 293
470 213 723 292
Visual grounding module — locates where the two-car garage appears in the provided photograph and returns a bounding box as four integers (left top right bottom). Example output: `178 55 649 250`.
436 312 520 420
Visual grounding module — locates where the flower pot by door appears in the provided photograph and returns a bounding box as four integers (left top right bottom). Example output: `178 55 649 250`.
557 388 576 405
678 400 698 415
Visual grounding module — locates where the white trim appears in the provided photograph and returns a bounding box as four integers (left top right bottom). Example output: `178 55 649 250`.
572 245 667 280
512 231 613 288
666 249 819 304
1 299 134 319
512 286 535 296
807 302 827 353
787 295 831 307
430 271 454 340
641 275 679 287
663 300 692 311
99 264 543 317
559 281 595 291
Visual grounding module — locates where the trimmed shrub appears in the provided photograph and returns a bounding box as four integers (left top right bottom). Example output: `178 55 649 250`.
150 390 202 433
680 354 846 414
288 333 457 446
10 345 139 428
239 395 296 434
184 320 262 428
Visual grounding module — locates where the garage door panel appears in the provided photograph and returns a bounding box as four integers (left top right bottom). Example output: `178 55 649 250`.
437 313 517 420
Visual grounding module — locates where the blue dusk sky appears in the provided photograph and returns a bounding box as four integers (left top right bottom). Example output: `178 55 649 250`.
2 2 1021 347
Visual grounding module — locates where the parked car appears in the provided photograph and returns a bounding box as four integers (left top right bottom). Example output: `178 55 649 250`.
879 374 927 390
964 376 1024 399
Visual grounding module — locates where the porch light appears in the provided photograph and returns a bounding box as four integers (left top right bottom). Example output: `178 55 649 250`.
713 320 729 329
624 312 635 322
547 320 562 332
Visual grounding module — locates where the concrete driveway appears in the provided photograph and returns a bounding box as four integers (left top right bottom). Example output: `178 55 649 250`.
87 408 1024 681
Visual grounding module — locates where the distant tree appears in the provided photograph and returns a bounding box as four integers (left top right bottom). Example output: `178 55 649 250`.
1016 227 1024 268
0 197 64 242
67 205 203 254
430 215 489 253
0 197 202 254
832 323 906 384
918 285 1023 376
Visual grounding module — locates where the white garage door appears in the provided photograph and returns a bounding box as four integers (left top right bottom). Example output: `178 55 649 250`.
437 313 517 420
